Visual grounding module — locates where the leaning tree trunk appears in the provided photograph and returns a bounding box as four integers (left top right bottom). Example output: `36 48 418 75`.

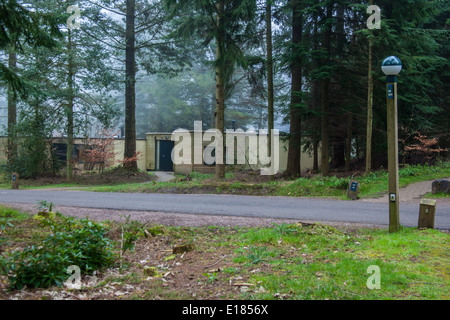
124 0 138 171
284 0 303 178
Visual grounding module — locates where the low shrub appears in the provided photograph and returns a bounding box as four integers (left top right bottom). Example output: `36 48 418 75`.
1 217 117 290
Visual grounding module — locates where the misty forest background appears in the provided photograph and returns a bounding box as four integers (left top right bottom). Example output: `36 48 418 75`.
0 0 448 180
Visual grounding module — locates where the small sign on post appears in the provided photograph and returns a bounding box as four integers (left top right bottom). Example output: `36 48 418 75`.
387 84 394 99
12 172 19 190
347 180 359 200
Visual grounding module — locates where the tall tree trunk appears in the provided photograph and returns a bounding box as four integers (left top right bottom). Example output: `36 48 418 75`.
330 140 345 169
320 80 330 176
214 0 225 179
285 0 303 178
365 36 374 174
320 5 332 176
266 0 274 180
313 138 319 172
7 43 17 167
66 28 74 182
312 10 320 174
312 81 320 173
124 0 137 170
345 112 352 171
211 92 216 128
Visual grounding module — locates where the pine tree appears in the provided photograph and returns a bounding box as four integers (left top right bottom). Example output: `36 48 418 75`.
1 0 60 169
284 0 303 177
4 0 121 178
365 0 375 174
0 0 60 93
84 0 187 171
266 0 274 180
166 0 258 179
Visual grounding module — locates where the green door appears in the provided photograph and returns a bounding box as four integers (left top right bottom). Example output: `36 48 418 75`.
158 140 174 171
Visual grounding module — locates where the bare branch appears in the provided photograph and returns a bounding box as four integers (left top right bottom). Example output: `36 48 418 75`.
85 0 126 17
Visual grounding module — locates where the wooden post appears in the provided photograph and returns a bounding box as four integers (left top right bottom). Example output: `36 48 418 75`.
347 179 359 200
418 199 436 229
387 78 400 232
11 172 19 189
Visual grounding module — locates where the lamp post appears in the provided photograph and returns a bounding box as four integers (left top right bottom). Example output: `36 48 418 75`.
382 56 402 233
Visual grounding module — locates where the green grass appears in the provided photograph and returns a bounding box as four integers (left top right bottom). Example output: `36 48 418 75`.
2 162 449 200
0 206 30 244
234 224 449 300
0 205 30 221
0 171 8 189
0 181 84 190
276 162 450 199
1 206 448 300
85 162 450 199
275 175 351 198
423 192 449 199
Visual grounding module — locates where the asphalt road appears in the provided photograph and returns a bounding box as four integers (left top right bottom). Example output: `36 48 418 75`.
1 189 449 229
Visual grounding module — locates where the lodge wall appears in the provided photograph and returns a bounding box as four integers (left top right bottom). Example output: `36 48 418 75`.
145 132 320 175
0 135 319 175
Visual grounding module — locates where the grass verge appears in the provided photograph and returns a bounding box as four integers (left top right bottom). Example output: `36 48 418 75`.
423 192 449 199
235 224 449 299
0 167 155 190
85 162 450 199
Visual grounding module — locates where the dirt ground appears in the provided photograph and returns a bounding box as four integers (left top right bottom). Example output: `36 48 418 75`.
12 167 155 187
0 208 301 301
0 224 251 300
0 202 380 301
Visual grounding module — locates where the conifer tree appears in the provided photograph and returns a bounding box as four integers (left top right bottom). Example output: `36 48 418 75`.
166 0 258 179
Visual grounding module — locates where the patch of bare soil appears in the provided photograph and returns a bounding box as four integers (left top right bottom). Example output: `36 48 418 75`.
15 168 154 187
0 220 265 300
224 170 285 183
153 184 278 196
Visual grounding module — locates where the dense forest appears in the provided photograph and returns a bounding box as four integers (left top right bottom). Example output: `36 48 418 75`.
0 0 448 180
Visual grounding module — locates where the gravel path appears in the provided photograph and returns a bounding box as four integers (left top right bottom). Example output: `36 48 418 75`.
152 171 175 182
4 203 384 229
360 179 442 203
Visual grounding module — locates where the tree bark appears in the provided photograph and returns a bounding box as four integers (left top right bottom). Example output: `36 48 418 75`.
214 0 225 179
312 10 320 173
320 80 330 176
345 112 352 171
330 140 345 169
124 0 137 170
285 0 303 178
7 43 17 167
266 0 274 180
66 28 75 182
320 5 332 176
313 138 319 172
365 36 374 174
